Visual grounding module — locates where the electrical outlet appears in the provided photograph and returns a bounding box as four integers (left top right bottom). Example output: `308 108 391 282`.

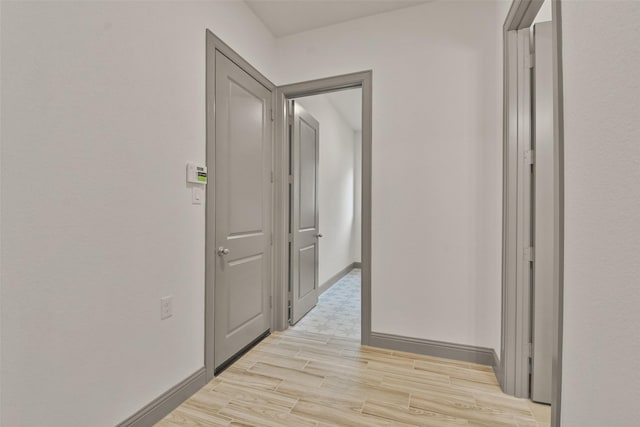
160 296 173 320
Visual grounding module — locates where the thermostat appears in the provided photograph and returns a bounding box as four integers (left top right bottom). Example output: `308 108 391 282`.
186 163 207 184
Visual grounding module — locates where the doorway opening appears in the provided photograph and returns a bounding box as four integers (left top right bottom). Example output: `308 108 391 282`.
501 0 563 426
272 71 372 345
286 88 363 340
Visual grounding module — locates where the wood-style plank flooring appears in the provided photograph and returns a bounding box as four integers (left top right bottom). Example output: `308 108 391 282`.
157 330 550 427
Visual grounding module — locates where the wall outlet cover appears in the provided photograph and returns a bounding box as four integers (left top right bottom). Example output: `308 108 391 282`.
160 296 173 320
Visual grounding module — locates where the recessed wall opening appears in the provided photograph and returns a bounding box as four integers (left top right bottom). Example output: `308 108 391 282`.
273 71 373 346
286 88 363 340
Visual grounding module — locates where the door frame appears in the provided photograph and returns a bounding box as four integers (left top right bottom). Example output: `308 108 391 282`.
273 72 373 345
204 30 277 381
500 1 565 426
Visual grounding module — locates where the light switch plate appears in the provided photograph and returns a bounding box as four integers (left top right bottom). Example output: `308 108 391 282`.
192 187 203 205
160 296 173 320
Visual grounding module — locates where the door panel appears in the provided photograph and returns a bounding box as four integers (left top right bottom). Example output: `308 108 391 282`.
298 244 317 298
228 80 265 235
532 21 554 405
299 119 318 229
227 254 264 333
290 101 320 324
214 51 272 369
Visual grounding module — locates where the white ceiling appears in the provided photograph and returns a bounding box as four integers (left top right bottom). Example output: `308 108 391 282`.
245 0 431 38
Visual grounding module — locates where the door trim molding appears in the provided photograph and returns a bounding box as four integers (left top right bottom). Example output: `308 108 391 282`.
205 30 277 382
369 332 500 371
502 2 542 399
501 1 565 425
550 2 565 425
115 368 206 427
273 71 373 345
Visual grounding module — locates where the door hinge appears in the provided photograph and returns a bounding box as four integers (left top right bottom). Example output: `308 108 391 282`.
270 109 274 122
526 53 534 69
525 149 535 165
288 233 292 242
524 246 535 262
528 342 533 358
288 175 293 184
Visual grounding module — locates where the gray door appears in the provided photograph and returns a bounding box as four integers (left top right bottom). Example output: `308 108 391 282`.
290 101 320 325
531 21 554 404
214 51 272 369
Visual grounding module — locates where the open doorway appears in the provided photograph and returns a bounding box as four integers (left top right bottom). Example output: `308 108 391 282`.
501 0 562 426
272 71 372 345
286 88 363 339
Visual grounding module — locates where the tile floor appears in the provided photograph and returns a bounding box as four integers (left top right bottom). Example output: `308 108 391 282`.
158 330 552 426
157 267 552 426
291 268 361 339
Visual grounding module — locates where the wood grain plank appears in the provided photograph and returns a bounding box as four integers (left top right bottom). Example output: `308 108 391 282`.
219 400 318 427
292 399 403 427
362 400 469 426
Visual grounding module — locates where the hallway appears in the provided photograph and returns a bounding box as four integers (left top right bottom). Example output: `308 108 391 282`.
292 269 361 340
157 329 550 426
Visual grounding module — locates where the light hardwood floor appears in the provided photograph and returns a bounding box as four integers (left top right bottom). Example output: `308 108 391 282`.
157 330 550 427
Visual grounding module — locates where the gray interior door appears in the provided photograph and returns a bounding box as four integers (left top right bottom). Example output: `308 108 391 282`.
531 21 554 404
290 101 320 325
214 51 272 369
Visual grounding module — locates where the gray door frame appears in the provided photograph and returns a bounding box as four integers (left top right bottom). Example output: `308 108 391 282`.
273 72 373 345
531 21 554 405
500 1 564 426
205 30 277 381
502 25 533 400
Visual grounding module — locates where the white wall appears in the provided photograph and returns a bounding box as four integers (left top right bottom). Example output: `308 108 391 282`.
0 1 276 426
277 0 508 352
561 1 640 425
296 94 360 287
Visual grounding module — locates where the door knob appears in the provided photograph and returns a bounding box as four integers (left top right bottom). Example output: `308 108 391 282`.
217 247 230 256
315 233 323 238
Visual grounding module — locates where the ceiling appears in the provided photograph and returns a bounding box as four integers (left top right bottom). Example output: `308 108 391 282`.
245 0 431 38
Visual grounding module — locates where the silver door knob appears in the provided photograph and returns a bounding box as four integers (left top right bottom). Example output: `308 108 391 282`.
217 247 230 256
315 233 323 238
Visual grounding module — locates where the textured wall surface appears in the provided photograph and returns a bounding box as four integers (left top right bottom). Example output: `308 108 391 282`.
277 0 510 352
0 1 276 425
561 1 640 425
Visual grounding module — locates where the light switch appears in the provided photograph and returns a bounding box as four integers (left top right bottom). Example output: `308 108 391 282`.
192 187 203 205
